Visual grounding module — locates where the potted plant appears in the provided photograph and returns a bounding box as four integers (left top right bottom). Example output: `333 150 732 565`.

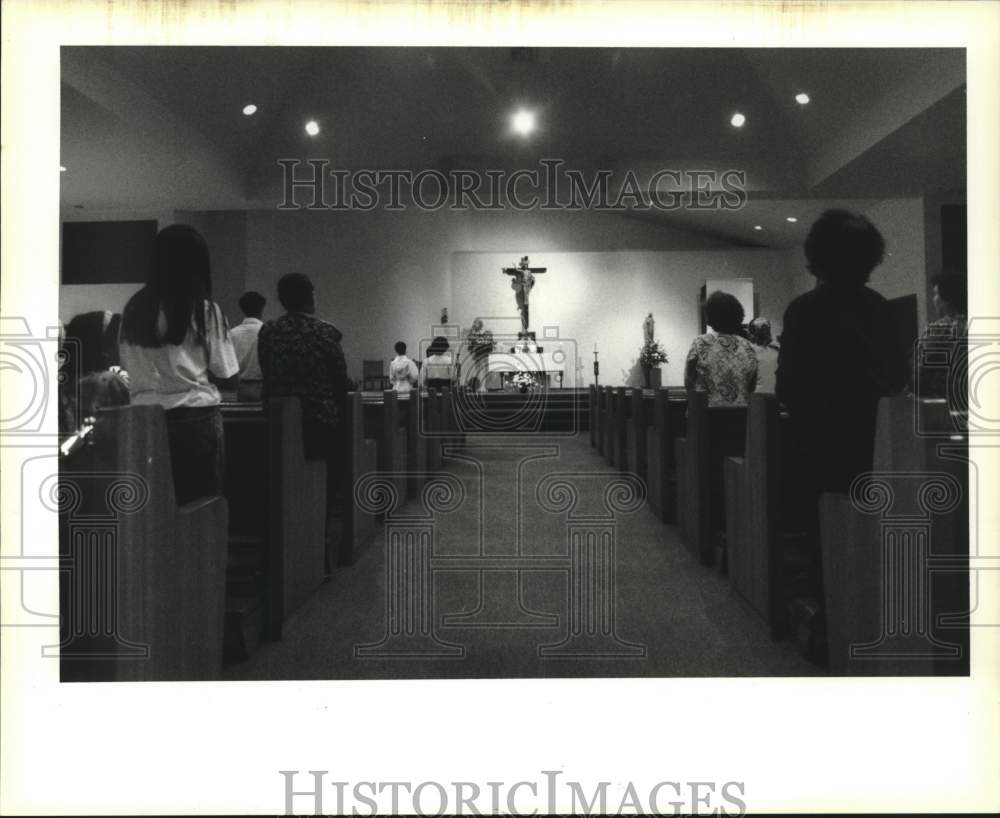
638 339 668 389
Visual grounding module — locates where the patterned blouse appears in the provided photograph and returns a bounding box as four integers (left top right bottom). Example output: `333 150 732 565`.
257 312 348 434
684 332 758 407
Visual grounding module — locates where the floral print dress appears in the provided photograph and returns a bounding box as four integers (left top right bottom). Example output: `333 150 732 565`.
684 332 758 406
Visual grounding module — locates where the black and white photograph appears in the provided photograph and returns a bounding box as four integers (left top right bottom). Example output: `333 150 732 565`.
2 1 998 815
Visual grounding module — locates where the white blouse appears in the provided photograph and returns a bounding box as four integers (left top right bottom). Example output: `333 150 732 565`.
389 354 419 393
120 301 239 409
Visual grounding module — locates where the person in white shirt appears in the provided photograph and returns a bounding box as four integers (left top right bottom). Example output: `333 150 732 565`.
230 290 266 401
119 224 238 504
421 336 454 390
389 340 419 393
748 317 780 394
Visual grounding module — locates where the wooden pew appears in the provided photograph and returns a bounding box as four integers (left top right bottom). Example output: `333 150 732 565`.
645 388 687 523
403 391 427 496
675 390 748 566
723 393 800 637
221 398 327 646
603 386 625 468
595 386 606 456
219 402 268 656
60 405 228 681
625 388 654 481
602 386 615 464
266 398 327 630
363 390 408 504
589 385 598 448
614 387 629 470
442 386 466 449
818 396 969 675
423 390 443 469
342 392 378 566
423 387 463 464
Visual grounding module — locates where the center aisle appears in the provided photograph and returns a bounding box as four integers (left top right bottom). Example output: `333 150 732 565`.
224 432 816 680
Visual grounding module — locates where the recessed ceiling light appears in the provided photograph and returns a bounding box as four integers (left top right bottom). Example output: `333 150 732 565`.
242 104 258 116
304 120 320 137
753 225 763 231
512 109 535 137
59 166 67 172
786 216 798 223
795 93 810 105
730 112 746 128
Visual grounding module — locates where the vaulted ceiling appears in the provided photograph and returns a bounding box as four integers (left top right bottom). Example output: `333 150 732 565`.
60 46 966 247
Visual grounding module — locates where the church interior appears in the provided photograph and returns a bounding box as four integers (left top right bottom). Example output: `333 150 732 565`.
56 46 970 681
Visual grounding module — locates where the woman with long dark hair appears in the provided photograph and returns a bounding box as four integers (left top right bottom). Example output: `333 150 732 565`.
119 224 238 504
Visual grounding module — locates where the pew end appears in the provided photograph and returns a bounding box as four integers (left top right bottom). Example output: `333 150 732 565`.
60 405 228 681
818 395 969 676
343 392 378 566
723 393 799 640
267 397 327 635
675 391 747 566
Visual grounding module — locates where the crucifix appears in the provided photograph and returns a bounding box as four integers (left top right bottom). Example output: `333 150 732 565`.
501 255 547 334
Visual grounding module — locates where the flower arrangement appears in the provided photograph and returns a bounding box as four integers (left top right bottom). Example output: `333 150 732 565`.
510 371 538 392
638 339 669 368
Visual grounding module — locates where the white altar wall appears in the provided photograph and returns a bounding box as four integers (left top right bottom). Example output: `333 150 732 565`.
450 248 800 387
234 206 745 380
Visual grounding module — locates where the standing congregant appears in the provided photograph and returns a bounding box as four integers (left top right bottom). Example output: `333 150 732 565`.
119 224 239 504
421 336 454 389
747 317 780 393
777 210 908 491
776 209 908 611
389 341 419 393
684 291 758 406
258 272 349 569
231 290 266 401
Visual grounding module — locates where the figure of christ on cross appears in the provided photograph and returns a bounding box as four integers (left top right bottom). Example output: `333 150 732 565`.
502 255 547 334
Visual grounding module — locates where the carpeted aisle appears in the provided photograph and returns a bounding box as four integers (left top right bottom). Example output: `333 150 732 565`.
224 432 817 680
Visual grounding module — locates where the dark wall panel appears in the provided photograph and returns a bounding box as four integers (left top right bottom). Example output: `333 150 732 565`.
62 220 156 284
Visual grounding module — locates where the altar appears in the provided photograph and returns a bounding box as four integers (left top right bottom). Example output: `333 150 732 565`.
487 351 566 389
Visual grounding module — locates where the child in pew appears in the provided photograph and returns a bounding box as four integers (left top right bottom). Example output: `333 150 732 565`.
684 290 758 407
776 210 908 656
389 340 419 393
119 225 240 506
257 272 350 573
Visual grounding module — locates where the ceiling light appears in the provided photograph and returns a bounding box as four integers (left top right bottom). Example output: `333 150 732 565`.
795 93 810 105
753 225 762 231
304 120 320 137
786 216 798 223
512 109 535 137
730 112 746 128
242 104 258 116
